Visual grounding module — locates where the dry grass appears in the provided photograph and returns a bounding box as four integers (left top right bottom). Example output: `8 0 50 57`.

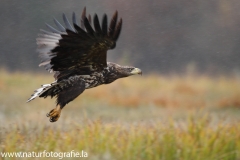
84 74 240 109
0 69 240 160
218 97 240 108
1 117 240 160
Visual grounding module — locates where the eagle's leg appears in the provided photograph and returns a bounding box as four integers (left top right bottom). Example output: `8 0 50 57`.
45 78 86 123
46 105 62 122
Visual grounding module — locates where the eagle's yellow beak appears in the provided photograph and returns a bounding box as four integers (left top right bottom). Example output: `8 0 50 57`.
131 68 142 75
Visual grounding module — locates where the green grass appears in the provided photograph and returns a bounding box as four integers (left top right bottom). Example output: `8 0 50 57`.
0 69 240 160
1 117 240 160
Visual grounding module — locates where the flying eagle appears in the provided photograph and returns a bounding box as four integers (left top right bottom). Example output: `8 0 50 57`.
27 7 142 122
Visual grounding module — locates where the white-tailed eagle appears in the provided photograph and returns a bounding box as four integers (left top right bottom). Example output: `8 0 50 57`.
27 7 142 122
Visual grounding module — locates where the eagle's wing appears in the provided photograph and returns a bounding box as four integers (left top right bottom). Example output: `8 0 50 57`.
37 7 122 80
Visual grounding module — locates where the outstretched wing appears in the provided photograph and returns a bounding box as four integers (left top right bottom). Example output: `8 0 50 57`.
37 7 122 80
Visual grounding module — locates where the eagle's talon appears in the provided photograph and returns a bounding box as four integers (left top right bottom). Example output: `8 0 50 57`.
50 117 56 123
47 105 61 122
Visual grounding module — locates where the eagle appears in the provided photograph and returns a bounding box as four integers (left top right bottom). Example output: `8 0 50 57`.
27 7 142 122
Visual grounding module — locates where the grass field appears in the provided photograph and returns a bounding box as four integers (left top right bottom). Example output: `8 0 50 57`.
0 69 240 160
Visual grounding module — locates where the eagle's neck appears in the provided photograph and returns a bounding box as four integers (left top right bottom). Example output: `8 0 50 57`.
102 62 128 84
84 62 130 89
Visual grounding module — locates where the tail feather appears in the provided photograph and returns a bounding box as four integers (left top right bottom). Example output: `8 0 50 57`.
26 81 57 102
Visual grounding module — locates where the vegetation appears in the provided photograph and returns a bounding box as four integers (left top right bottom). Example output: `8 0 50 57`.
0 70 240 160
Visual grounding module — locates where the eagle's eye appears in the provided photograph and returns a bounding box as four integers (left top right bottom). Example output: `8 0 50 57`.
129 68 134 72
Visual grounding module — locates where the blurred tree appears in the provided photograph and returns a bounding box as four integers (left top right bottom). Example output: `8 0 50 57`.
0 0 239 74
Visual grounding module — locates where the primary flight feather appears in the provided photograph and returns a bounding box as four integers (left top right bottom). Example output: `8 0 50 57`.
27 7 142 122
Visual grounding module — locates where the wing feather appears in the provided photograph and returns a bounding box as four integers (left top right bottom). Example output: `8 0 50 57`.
88 14 92 26
72 12 78 25
81 7 86 29
94 14 102 34
62 13 75 31
102 14 108 36
37 8 123 80
46 23 62 34
84 17 94 36
54 18 65 32
109 11 118 37
40 29 61 38
113 18 122 41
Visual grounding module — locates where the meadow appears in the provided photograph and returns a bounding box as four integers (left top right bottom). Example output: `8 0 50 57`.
0 70 240 160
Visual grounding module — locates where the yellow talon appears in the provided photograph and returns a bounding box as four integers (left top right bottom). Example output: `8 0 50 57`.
46 105 62 122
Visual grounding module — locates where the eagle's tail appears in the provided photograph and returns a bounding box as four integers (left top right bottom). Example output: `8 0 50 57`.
26 81 57 103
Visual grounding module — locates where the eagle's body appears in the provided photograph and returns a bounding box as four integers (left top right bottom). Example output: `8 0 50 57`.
27 8 142 122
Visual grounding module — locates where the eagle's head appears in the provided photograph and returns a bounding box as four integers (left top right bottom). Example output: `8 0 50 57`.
119 66 142 77
106 62 142 80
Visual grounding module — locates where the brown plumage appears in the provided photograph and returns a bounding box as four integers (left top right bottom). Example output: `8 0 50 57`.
27 7 142 122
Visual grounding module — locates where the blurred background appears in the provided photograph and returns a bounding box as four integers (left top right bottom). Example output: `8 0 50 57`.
0 0 240 74
0 1 240 159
